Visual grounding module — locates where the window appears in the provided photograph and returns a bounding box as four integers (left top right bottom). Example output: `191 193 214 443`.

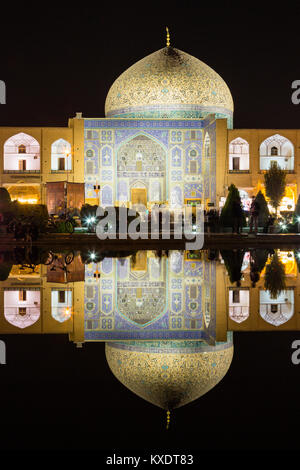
58 290 66 303
18 307 27 316
4 132 40 172
190 161 197 174
271 146 278 156
19 290 27 301
190 285 197 299
232 290 240 303
191 131 196 140
18 144 26 154
191 319 196 329
204 133 210 157
232 157 240 170
229 137 249 171
58 157 65 171
86 286 94 298
87 130 92 139
86 161 94 174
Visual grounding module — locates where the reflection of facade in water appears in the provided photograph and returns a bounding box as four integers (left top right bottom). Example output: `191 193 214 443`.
0 251 85 335
84 250 216 343
2 249 300 411
1 249 300 337
227 250 300 330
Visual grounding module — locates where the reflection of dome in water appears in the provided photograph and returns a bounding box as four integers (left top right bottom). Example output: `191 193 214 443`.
105 47 233 121
105 335 233 410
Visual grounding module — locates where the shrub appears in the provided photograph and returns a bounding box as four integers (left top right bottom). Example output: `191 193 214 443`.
220 184 246 228
10 201 49 231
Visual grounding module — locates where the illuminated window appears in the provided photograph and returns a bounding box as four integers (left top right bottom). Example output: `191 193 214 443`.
260 289 294 326
51 138 71 171
51 289 72 323
229 288 249 323
4 133 40 172
4 288 40 329
229 137 249 171
260 134 294 170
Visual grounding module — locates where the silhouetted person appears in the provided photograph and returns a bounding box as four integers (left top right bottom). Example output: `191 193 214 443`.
249 196 260 234
263 215 275 233
232 199 244 234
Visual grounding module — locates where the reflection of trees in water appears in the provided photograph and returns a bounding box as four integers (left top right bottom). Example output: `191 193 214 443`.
13 246 51 272
294 249 300 274
264 251 286 299
0 251 13 281
221 249 245 286
250 249 269 287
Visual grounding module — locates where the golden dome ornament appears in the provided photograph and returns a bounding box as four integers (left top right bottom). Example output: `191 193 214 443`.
166 27 170 47
166 410 171 430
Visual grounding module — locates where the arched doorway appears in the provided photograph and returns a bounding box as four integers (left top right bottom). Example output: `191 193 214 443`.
117 134 166 208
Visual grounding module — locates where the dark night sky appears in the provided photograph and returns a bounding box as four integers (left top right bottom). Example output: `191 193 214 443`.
1 4 300 129
1 4 300 456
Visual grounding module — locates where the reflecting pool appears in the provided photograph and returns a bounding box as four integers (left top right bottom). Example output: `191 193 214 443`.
1 246 300 411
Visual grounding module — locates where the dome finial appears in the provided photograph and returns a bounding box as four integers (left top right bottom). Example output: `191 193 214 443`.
166 410 171 430
166 27 170 47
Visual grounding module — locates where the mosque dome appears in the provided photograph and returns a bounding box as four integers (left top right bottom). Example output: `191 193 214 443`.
105 336 233 410
105 46 233 122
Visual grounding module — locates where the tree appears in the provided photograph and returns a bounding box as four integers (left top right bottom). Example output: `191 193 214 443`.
220 184 246 228
255 191 270 227
0 188 11 205
0 188 12 224
264 251 286 299
264 162 286 216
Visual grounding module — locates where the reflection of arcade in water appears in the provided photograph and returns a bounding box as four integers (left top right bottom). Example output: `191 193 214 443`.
1 248 300 339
